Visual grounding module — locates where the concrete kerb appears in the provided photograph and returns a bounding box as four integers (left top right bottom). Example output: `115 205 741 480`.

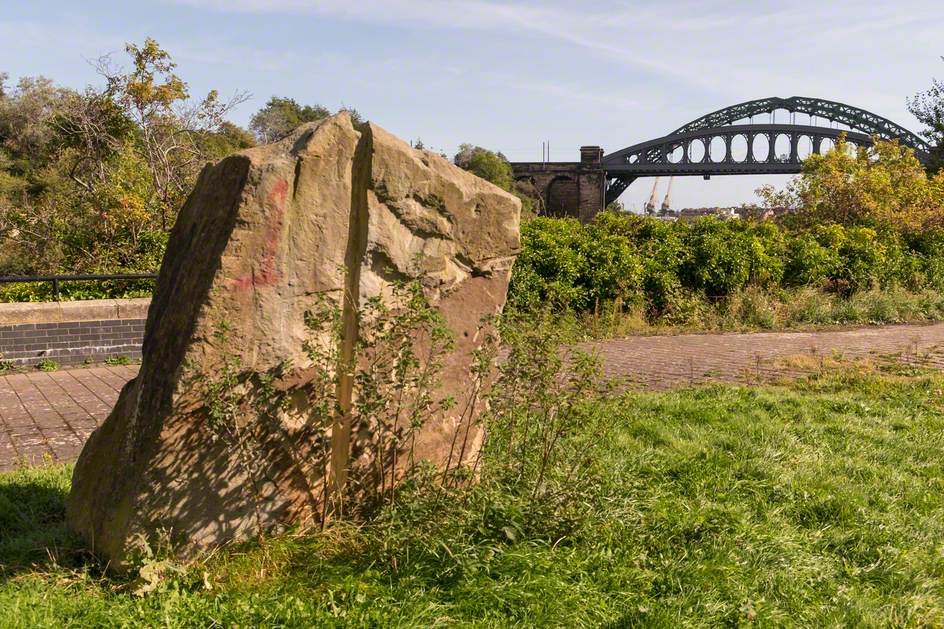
0 298 151 326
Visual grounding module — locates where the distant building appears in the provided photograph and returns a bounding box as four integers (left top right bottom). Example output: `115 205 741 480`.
668 206 738 221
657 205 795 222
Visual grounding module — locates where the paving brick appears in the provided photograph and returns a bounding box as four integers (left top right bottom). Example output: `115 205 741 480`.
4 322 944 471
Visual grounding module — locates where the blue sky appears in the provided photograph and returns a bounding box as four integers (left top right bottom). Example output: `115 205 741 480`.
2 0 943 209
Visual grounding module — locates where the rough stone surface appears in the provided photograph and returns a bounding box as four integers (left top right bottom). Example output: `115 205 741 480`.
66 113 521 567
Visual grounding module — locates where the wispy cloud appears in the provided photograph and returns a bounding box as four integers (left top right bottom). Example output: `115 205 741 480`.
0 16 324 79
8 0 943 207
169 0 943 114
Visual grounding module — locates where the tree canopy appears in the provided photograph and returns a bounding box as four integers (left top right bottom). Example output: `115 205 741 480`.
908 59 944 174
249 97 365 144
758 136 944 231
249 96 330 144
452 144 540 215
453 144 513 190
0 38 250 276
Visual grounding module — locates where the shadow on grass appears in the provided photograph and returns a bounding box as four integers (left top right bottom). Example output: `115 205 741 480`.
0 464 93 581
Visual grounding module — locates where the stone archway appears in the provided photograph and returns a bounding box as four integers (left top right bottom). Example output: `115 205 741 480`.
545 175 578 218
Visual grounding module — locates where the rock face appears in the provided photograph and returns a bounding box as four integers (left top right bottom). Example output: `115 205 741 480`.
66 113 520 567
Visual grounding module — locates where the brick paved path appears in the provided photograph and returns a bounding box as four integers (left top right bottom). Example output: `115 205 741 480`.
4 323 944 471
0 365 137 471
582 322 944 390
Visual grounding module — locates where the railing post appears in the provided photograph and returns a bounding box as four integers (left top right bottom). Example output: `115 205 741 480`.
52 277 60 301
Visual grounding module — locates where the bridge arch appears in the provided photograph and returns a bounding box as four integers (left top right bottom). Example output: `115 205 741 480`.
545 175 578 218
601 123 880 204
671 96 929 152
510 95 930 218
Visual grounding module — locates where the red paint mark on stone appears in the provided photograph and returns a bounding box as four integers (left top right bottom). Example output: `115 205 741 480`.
232 178 289 290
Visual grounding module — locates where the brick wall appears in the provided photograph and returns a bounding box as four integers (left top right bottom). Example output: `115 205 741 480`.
0 299 149 368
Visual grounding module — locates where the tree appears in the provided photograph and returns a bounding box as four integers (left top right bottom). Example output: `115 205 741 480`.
453 143 541 215
0 75 73 165
772 135 944 231
96 37 249 229
453 144 513 190
0 38 253 278
51 86 136 195
249 96 330 143
908 59 944 174
0 75 80 273
197 120 256 161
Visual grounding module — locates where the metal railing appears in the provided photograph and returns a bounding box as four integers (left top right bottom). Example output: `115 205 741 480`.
0 273 158 301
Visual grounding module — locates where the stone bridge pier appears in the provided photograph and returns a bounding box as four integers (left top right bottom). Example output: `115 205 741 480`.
511 146 606 222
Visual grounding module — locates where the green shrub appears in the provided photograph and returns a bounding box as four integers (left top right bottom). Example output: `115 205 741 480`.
641 263 683 318
481 313 615 539
747 221 786 288
508 217 586 311
916 250 944 292
579 220 643 308
508 215 642 312
832 226 888 294
678 218 752 296
0 278 155 303
635 219 688 318
783 232 838 287
503 213 944 331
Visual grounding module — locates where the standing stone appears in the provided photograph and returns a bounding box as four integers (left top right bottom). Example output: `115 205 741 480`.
66 113 520 568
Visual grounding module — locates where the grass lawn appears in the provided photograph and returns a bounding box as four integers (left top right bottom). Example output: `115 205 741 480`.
4 365 944 627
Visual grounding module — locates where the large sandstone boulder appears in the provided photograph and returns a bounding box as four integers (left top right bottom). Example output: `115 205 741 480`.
66 113 520 568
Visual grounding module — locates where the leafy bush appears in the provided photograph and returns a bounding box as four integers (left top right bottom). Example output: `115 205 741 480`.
641 262 684 318
771 136 944 230
747 221 787 287
508 216 642 313
506 134 944 328
579 220 643 307
36 359 58 372
678 217 752 296
0 40 247 280
481 314 614 539
0 278 155 302
783 231 839 287
508 217 584 310
508 211 944 329
831 226 888 294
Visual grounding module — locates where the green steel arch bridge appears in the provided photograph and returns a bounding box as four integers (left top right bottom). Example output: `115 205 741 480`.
511 96 931 219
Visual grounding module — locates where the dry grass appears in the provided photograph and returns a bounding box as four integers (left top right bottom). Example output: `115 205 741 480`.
558 286 944 342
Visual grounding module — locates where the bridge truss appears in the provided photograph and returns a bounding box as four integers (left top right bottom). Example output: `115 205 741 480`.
602 96 931 205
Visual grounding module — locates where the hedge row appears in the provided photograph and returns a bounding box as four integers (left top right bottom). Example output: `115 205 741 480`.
507 213 944 317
